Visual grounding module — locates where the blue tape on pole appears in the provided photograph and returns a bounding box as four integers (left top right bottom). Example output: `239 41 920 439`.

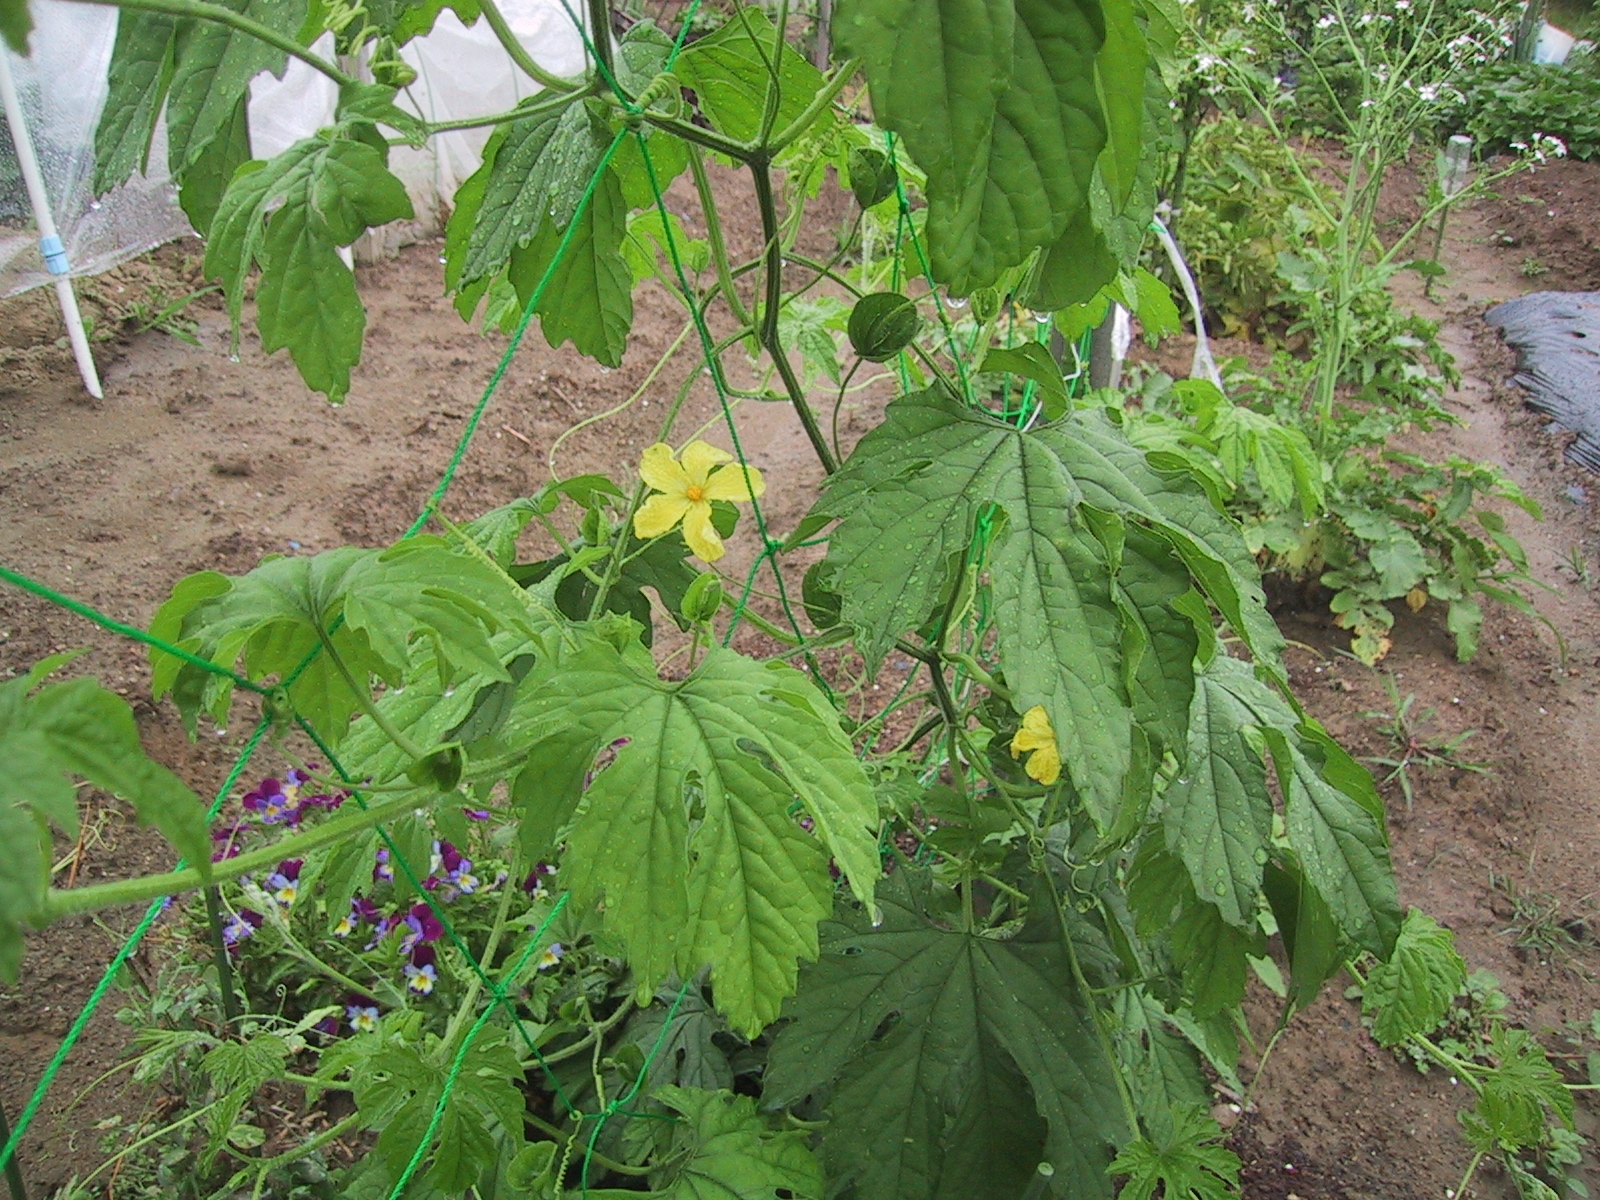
39 234 69 275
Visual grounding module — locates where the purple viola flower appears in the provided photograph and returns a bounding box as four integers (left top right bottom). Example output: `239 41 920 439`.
221 908 263 953
298 790 345 813
313 1014 341 1036
242 778 298 825
463 808 491 821
344 996 380 1033
398 902 444 954
333 895 378 937
373 847 394 884
265 859 303 907
522 861 558 899
404 944 438 995
437 842 480 894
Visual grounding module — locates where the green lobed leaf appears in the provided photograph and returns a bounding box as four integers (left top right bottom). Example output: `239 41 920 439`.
460 97 601 287
1271 723 1401 958
509 164 634 368
205 136 412 402
766 871 1128 1200
0 664 210 979
1115 992 1211 1147
835 0 1107 293
178 92 251 236
1361 909 1465 1046
1169 891 1256 1020
674 9 826 143
646 1085 823 1200
165 0 306 172
1106 1107 1240 1200
499 636 878 1035
1161 657 1273 929
94 13 179 194
811 388 1272 822
149 539 531 749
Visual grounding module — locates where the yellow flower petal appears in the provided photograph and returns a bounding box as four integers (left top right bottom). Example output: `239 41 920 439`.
1024 742 1061 786
1009 705 1056 756
680 440 733 487
681 501 725 561
640 443 690 496
702 462 766 502
634 493 692 539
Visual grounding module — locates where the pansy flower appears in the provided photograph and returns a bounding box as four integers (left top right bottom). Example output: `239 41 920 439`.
373 848 394 883
463 808 491 821
333 895 381 937
345 996 381 1033
242 778 298 825
398 902 444 954
633 441 765 563
437 842 479 894
536 942 565 972
522 861 557 900
1009 706 1061 786
404 945 438 994
221 908 263 953
265 859 303 907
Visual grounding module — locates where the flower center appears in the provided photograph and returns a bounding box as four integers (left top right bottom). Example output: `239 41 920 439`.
684 484 705 502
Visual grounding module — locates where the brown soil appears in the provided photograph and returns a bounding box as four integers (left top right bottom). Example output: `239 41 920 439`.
4 148 1600 1198
1481 157 1600 292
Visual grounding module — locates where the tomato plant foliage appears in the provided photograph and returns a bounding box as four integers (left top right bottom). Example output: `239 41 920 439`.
0 0 1425 1193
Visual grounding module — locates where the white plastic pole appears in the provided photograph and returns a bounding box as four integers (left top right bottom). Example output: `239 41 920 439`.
0 49 104 400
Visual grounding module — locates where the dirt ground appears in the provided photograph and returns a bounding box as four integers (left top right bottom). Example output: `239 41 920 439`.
3 153 1600 1197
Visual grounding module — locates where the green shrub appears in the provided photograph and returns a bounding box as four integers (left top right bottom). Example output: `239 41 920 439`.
1447 62 1600 160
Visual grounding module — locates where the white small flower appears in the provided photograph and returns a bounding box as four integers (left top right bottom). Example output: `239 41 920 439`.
1316 12 1336 28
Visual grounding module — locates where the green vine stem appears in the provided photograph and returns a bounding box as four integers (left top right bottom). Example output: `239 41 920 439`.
689 146 754 327
479 0 581 92
314 628 431 763
39 790 423 922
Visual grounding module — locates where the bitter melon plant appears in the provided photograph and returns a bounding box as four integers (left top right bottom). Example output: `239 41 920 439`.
0 0 1429 1194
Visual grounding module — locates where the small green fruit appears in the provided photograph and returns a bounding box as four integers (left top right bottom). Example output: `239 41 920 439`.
682 571 724 623
848 292 921 362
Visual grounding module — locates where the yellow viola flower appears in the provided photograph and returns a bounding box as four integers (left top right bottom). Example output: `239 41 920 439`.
1010 706 1061 786
634 440 766 562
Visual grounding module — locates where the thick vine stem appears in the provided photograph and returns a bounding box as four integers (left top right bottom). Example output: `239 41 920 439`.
751 161 839 473
586 0 615 80
478 0 581 92
769 57 861 152
38 790 423 922
73 0 356 87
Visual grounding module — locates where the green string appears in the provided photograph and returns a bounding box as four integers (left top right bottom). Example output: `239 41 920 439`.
0 563 270 695
0 715 273 1176
579 979 690 1196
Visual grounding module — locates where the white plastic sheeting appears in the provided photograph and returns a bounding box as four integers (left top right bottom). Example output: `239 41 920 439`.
0 0 589 297
0 0 188 297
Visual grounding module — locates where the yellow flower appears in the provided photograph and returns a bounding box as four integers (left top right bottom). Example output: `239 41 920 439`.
1010 706 1061 786
633 440 765 563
